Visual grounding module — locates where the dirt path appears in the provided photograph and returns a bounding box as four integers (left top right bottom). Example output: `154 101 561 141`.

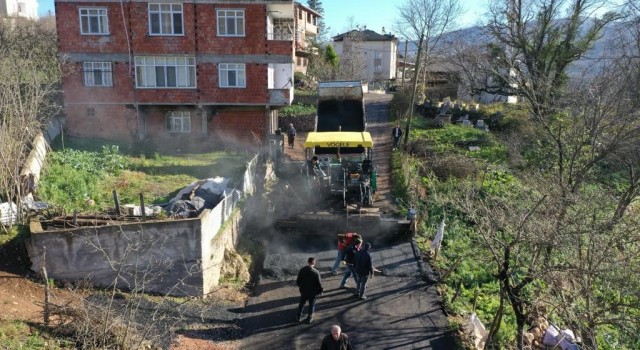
363 93 396 212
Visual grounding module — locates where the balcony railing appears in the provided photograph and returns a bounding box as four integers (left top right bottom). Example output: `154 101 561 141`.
267 33 294 41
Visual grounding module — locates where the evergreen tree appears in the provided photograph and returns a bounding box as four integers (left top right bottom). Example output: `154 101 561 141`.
323 44 339 68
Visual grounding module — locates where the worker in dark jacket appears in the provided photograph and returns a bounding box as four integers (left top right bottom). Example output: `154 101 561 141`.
287 123 296 148
355 242 374 300
392 123 403 150
320 325 352 350
296 257 323 323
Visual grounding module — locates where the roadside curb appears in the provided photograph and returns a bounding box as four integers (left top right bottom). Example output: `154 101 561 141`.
410 238 439 284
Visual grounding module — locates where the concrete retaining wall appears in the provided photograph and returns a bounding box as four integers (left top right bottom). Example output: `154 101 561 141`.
27 205 245 297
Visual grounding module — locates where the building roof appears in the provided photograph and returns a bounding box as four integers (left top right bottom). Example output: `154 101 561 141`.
294 2 322 18
332 29 396 42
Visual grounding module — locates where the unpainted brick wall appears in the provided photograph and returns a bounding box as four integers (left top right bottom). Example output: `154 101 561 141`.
56 2 294 148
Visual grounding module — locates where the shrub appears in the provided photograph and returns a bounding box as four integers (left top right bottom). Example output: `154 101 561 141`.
279 103 316 117
294 71 306 87
38 162 100 212
39 146 129 211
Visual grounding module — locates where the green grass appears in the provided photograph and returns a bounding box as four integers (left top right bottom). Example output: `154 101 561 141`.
0 320 71 349
412 120 509 164
39 137 250 212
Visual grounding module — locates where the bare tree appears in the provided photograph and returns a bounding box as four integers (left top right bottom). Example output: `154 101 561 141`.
393 0 462 147
437 4 640 347
486 0 618 117
0 18 65 227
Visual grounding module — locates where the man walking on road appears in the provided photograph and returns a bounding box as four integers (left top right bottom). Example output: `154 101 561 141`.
320 325 352 350
287 123 296 148
355 243 374 300
296 257 323 324
392 123 403 150
339 238 363 289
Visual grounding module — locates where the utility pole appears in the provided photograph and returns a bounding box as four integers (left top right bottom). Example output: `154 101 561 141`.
401 39 408 87
403 34 424 149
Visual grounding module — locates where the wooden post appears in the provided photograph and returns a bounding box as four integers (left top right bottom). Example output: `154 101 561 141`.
41 247 49 326
473 288 479 312
402 39 408 87
139 193 146 220
112 190 121 215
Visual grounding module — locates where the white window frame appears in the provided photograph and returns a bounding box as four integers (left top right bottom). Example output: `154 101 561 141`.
79 8 109 35
135 56 196 88
218 63 246 88
217 9 245 37
83 62 113 87
148 3 184 36
374 51 382 60
166 111 191 133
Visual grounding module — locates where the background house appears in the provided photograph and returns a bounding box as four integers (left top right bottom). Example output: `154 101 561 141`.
293 2 320 74
331 29 397 84
56 0 306 152
0 0 38 19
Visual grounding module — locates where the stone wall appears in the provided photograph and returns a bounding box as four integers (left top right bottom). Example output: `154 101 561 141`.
27 205 246 297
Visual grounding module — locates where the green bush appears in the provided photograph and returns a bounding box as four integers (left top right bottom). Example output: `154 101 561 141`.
294 71 306 86
413 124 508 164
48 145 129 175
279 103 316 117
39 146 129 211
38 162 100 211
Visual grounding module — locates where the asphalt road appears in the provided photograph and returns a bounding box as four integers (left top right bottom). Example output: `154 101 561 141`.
237 93 456 349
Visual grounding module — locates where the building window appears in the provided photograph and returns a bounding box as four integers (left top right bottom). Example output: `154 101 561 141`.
148 4 183 35
375 64 383 73
87 108 96 117
83 62 113 86
374 51 382 60
79 8 109 35
217 9 244 36
166 111 191 133
307 12 311 23
298 9 302 20
219 63 246 88
135 56 196 88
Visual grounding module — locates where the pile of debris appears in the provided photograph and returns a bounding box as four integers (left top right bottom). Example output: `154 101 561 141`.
165 177 229 218
463 313 581 350
525 317 581 350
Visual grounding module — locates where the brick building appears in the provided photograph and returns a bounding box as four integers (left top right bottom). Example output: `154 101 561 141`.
56 0 318 151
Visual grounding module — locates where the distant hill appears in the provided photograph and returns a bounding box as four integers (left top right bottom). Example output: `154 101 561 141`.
397 19 633 75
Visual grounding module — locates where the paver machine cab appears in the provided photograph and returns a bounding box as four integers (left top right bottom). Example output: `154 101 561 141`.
303 131 376 208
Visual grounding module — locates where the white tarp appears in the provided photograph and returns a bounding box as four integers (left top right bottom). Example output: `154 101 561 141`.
0 202 18 226
431 218 446 251
543 324 580 350
467 312 488 349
